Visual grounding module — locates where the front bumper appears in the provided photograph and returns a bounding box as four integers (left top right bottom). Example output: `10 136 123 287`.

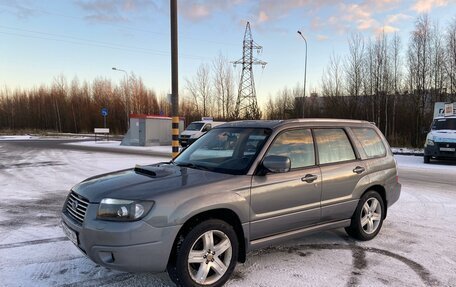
179 137 197 147
425 143 456 158
61 204 181 273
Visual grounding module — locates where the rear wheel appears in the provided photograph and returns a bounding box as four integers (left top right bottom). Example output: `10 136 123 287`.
167 219 238 287
346 190 384 241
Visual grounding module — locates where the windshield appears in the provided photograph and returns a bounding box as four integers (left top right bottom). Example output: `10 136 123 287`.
185 123 205 131
432 118 456 130
173 128 271 175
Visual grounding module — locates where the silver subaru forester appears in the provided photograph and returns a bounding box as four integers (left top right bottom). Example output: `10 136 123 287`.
61 119 401 286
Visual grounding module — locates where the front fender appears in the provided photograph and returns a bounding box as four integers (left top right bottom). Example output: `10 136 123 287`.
169 187 251 226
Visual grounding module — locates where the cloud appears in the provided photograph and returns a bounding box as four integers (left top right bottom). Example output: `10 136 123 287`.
316 34 329 41
74 0 157 23
0 0 38 19
375 25 399 35
340 3 378 31
179 0 244 22
258 10 269 23
412 0 448 13
254 0 338 23
323 0 408 35
386 13 412 24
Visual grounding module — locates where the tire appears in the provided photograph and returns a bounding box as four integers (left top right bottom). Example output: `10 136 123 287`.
345 190 385 241
424 155 430 163
167 219 238 287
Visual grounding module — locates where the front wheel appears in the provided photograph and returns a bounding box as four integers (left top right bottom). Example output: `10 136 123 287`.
168 219 238 287
345 190 385 241
424 155 430 163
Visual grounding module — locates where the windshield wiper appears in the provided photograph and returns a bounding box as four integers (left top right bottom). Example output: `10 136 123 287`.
174 162 210 171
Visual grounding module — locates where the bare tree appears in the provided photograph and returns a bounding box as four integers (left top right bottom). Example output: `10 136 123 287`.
212 54 235 119
390 33 402 139
322 53 344 98
345 33 365 118
186 64 212 117
408 14 432 145
447 18 456 95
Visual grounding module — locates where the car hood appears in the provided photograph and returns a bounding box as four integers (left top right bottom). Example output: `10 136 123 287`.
429 130 456 142
72 163 235 202
180 130 199 136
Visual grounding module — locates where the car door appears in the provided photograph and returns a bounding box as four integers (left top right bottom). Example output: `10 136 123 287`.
250 129 322 240
313 128 367 222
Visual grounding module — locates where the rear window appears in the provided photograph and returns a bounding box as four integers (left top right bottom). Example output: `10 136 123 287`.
314 129 356 164
352 128 386 158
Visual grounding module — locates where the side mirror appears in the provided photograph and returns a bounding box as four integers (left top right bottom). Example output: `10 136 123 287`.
262 155 291 173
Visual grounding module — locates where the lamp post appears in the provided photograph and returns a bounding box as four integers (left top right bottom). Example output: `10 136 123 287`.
112 67 130 128
297 30 307 118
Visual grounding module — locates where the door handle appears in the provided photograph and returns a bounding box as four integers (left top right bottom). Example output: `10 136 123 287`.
302 174 318 183
353 166 365 174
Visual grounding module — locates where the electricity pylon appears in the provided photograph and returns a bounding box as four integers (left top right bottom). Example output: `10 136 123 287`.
232 21 267 120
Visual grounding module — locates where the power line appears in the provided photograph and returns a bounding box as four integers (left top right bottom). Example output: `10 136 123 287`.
0 26 211 60
0 3 238 47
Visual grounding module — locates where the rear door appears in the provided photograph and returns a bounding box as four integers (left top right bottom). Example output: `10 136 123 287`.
313 128 366 222
250 129 321 240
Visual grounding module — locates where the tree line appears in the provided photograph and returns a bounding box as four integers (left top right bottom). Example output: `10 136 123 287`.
1 15 456 147
266 15 456 147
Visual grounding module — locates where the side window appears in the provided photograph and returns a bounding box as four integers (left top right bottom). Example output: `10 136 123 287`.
314 129 356 164
243 134 268 156
352 128 386 158
266 129 315 169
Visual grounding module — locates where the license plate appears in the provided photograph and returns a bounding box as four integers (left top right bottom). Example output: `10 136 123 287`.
62 221 78 246
440 147 455 152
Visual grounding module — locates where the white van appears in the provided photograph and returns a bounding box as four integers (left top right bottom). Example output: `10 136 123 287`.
424 102 456 163
179 120 225 147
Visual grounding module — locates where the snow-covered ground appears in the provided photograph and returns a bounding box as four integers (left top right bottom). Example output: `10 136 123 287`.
64 140 173 156
0 141 455 287
0 135 36 140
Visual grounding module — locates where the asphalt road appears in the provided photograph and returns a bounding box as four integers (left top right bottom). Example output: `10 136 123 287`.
0 140 455 287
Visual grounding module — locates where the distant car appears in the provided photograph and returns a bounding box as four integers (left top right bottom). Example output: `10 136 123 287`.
179 120 225 147
424 116 456 163
61 119 401 287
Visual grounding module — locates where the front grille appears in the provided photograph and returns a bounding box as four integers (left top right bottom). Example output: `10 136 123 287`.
437 142 456 149
180 135 190 139
66 192 89 224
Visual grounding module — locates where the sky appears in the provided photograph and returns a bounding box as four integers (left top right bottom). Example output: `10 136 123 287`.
1 0 456 107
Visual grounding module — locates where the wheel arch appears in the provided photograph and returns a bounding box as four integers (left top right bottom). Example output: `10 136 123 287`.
363 184 387 219
168 208 247 266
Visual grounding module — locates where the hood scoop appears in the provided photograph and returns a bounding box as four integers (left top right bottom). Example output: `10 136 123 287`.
134 164 174 178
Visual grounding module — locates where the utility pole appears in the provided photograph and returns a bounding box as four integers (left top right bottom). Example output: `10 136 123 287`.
232 22 267 120
170 0 179 158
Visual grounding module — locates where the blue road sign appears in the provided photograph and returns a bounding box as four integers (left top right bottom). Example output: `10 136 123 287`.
101 107 108 117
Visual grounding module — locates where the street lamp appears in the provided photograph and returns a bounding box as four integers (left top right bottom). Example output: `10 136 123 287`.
297 30 307 118
112 67 130 128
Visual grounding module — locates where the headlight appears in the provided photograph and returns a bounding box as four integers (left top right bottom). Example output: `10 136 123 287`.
426 138 434 146
97 198 154 221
